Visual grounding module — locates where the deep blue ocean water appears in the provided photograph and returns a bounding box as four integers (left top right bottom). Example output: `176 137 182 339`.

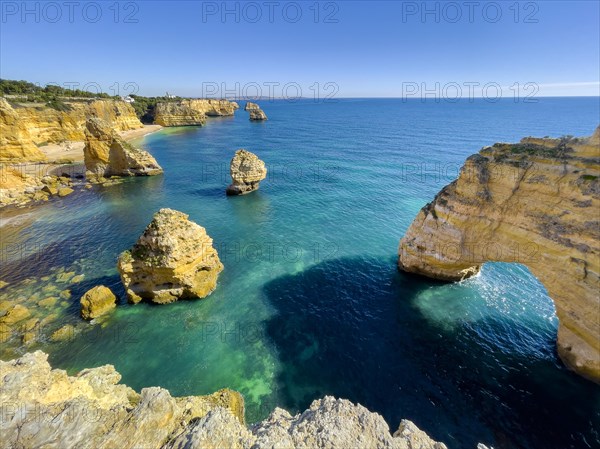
1 98 599 449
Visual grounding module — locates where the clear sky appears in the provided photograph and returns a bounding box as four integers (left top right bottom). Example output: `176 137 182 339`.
1 0 599 98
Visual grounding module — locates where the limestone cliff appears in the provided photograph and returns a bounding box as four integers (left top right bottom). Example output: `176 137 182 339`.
1 99 142 160
398 127 600 382
0 98 46 162
83 117 163 177
226 149 268 195
154 99 237 127
0 351 449 449
118 208 223 304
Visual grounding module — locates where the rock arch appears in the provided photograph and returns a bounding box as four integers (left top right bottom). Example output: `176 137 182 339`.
399 128 600 383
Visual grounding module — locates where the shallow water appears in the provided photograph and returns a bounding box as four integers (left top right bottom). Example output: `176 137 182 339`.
1 98 599 449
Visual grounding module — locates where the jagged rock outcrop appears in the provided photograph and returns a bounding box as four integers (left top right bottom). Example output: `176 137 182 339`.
0 351 449 449
0 351 244 449
80 285 117 320
117 208 223 304
0 99 142 161
226 149 268 195
245 102 268 121
399 127 600 383
0 98 46 162
83 117 163 178
154 99 237 126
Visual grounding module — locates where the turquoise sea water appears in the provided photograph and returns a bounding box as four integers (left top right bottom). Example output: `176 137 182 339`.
1 98 599 449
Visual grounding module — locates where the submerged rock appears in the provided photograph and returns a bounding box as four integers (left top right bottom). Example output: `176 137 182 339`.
80 285 117 320
226 149 268 195
83 118 163 178
398 127 600 383
0 351 450 449
117 208 223 304
0 304 31 325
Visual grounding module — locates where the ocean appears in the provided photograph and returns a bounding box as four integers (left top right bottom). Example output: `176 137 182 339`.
1 97 599 449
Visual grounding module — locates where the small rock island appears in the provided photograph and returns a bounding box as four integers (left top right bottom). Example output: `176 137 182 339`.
117 208 223 304
226 149 268 195
245 101 268 121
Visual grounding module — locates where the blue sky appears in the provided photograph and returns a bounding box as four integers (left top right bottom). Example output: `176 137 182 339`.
1 1 599 97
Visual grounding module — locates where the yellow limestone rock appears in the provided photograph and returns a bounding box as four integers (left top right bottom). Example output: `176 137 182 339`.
83 117 163 178
117 208 223 304
6 99 142 148
80 285 117 320
245 102 268 121
399 127 600 383
154 99 237 126
226 149 268 195
0 98 46 162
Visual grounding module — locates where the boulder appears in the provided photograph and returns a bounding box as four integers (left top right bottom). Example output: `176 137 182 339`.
226 149 268 195
80 285 117 320
117 208 223 304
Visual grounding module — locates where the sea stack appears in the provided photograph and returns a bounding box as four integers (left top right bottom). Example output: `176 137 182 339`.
117 208 223 304
83 117 163 178
226 149 267 195
245 102 268 121
398 127 600 383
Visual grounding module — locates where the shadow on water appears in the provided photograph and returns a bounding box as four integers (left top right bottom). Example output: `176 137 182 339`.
262 256 600 449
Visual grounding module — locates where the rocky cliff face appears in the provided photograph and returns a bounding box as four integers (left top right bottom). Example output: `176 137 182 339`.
154 99 237 126
118 208 223 304
0 98 47 162
83 118 163 178
0 99 142 161
226 149 268 195
0 351 449 449
399 127 600 382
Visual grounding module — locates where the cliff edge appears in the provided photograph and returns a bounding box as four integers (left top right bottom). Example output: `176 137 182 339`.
0 351 449 449
398 127 600 382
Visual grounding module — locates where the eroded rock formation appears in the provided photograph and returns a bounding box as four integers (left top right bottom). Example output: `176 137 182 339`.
83 118 163 178
154 99 237 126
0 351 448 449
226 149 268 195
117 208 223 304
245 102 268 121
0 98 142 162
399 127 600 382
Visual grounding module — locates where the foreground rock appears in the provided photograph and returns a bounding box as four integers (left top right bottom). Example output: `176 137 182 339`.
226 149 268 195
80 285 117 320
0 351 449 449
83 117 163 178
0 351 244 449
154 99 237 127
245 102 268 121
118 208 223 304
399 127 600 383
